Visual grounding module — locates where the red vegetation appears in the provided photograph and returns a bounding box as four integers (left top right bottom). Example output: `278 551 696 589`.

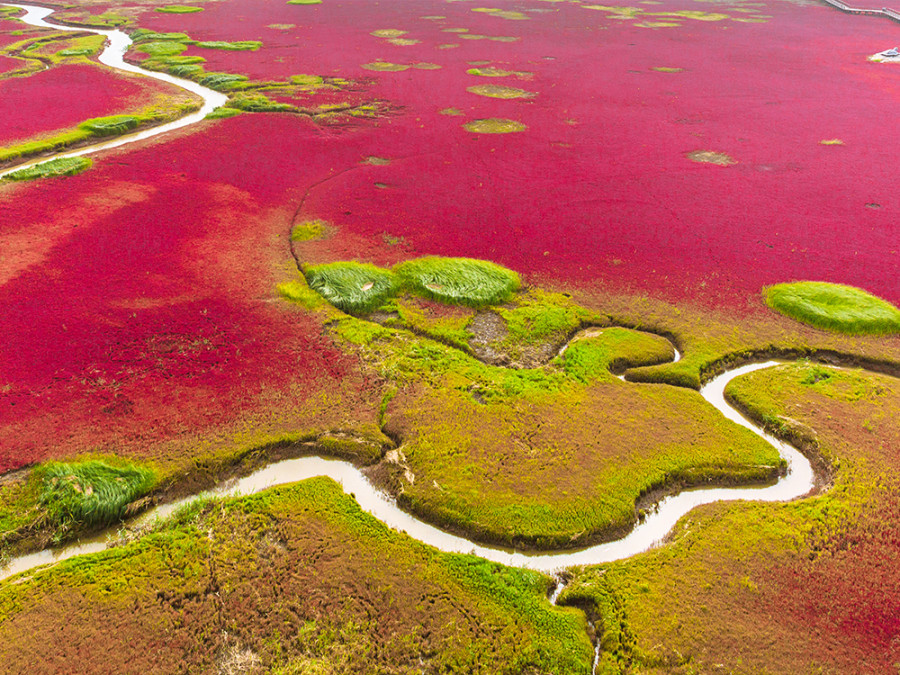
130 0 900 306
0 63 191 146
761 490 900 672
1 0 898 467
0 114 376 472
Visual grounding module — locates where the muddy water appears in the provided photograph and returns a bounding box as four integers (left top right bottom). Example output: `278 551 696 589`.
0 338 818 580
0 3 227 179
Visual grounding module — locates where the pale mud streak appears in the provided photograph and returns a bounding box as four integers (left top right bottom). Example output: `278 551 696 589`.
0 3 227 179
0 328 817 580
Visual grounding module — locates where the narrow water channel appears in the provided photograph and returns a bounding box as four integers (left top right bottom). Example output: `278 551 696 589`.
0 343 818 580
0 3 227 179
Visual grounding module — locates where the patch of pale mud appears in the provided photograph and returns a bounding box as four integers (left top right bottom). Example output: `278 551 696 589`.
367 310 400 325
468 311 565 369
468 311 510 365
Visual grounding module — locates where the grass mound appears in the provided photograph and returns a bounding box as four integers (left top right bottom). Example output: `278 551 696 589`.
79 114 142 136
306 262 399 313
395 256 521 307
463 118 527 134
199 72 249 90
36 460 156 531
196 40 262 51
765 281 900 335
3 157 91 181
155 5 204 13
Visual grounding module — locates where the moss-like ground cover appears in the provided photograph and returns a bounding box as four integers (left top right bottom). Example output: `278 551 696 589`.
0 478 593 673
765 281 900 335
561 363 900 673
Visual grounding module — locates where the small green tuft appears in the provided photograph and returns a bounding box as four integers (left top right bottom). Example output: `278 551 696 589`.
196 40 262 51
155 5 204 13
79 114 142 136
291 219 329 241
394 256 520 307
765 282 900 335
134 40 188 56
205 107 243 119
3 156 92 182
36 460 156 531
199 72 250 89
306 262 399 314
225 93 296 112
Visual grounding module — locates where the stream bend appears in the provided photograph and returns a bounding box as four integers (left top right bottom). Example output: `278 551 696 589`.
0 3 227 179
0 333 818 580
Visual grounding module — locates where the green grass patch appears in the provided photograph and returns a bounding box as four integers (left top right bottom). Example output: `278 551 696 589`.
196 40 262 51
205 107 243 119
2 156 92 182
155 5 204 13
765 281 900 335
134 41 188 56
306 262 399 314
224 93 296 113
36 460 156 533
198 72 249 90
78 114 142 137
168 63 204 77
291 219 328 241
395 256 521 308
288 0 323 4
130 30 191 42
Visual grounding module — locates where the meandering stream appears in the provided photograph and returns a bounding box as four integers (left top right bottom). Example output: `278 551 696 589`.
0 330 818 581
0 3 226 179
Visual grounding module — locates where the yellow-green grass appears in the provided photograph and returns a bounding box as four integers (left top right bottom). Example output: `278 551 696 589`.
394 256 521 308
2 156 91 181
463 118 527 133
35 459 156 536
306 261 400 314
0 479 593 673
287 0 323 4
0 105 198 164
303 257 522 314
155 5 204 13
765 281 900 335
561 362 900 673
351 322 782 548
195 40 262 51
222 92 296 112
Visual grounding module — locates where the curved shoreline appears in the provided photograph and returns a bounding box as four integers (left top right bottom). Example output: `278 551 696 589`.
0 3 227 179
0 331 822 580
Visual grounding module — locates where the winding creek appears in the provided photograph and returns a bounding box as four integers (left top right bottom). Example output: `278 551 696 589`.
0 334 818 581
0 3 226 179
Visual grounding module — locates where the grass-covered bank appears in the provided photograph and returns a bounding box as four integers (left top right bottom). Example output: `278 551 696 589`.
0 478 594 674
559 362 900 674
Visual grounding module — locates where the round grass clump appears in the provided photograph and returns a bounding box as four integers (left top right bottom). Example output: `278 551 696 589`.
395 256 520 307
37 460 156 530
466 84 535 99
3 156 92 181
155 5 204 13
79 114 142 136
306 262 398 314
463 118 527 134
765 281 900 335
